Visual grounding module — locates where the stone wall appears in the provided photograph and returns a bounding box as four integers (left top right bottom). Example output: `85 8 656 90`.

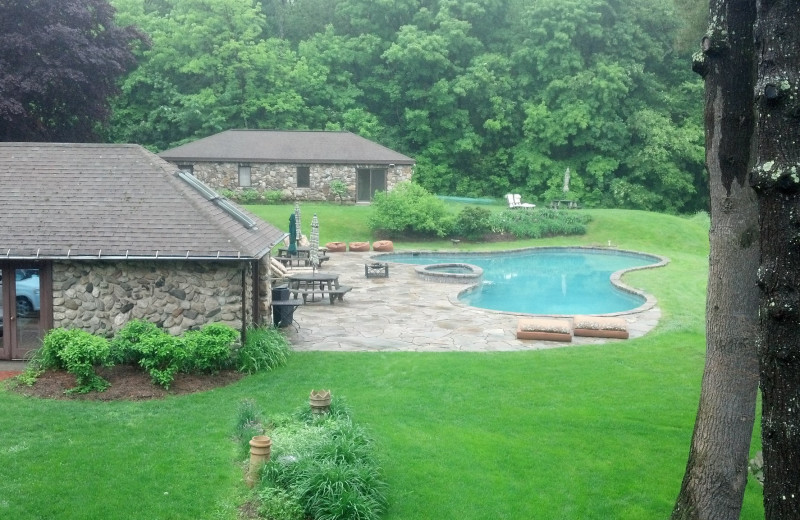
184 161 413 202
51 260 269 337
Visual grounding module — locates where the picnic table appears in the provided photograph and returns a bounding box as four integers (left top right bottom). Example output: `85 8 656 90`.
275 246 330 267
286 272 352 304
550 199 580 209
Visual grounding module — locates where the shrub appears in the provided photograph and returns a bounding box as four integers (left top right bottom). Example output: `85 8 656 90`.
182 323 238 374
238 189 262 204
488 208 591 239
329 179 348 204
235 326 291 374
264 190 284 204
453 206 492 240
134 331 186 389
368 181 453 238
41 328 111 394
109 319 162 365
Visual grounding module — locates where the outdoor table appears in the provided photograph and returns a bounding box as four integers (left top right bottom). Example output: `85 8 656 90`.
287 272 341 303
550 200 579 209
277 246 328 258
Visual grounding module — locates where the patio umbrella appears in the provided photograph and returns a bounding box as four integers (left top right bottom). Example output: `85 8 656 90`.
294 203 302 243
563 167 571 194
309 213 320 274
288 213 297 256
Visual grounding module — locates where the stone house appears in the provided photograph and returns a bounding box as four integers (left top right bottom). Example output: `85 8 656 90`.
0 143 286 361
158 130 415 203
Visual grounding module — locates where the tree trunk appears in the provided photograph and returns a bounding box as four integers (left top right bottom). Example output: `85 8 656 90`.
751 1 800 517
672 1 760 518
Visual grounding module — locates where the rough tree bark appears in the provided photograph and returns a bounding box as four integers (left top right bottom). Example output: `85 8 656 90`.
751 1 800 517
671 1 760 518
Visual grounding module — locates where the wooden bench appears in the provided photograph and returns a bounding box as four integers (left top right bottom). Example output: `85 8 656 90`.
290 285 352 304
327 285 352 303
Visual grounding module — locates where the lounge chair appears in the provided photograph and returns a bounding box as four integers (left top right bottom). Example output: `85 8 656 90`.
513 194 535 208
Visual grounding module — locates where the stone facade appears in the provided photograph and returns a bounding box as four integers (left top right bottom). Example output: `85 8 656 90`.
51 259 272 337
184 161 413 202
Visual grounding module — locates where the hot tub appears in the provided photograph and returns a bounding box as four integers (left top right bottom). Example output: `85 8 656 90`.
415 263 483 284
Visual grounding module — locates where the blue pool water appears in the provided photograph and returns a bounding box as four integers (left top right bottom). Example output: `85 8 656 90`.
377 248 661 315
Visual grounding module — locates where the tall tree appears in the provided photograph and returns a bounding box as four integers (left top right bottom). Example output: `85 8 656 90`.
0 0 144 141
671 1 760 518
751 0 800 517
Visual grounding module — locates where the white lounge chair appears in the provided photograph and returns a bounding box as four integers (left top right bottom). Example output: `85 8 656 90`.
513 194 535 208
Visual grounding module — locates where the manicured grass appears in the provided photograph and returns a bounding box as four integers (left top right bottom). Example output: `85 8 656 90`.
0 207 765 519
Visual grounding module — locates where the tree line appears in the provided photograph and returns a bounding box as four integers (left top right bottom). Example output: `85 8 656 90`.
104 0 706 212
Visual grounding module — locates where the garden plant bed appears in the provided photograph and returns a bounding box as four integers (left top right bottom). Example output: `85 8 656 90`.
11 365 244 401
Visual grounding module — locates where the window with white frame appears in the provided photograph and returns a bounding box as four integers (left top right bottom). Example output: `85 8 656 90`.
238 164 251 187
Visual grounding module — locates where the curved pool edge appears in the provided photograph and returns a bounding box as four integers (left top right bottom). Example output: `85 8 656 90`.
372 246 670 318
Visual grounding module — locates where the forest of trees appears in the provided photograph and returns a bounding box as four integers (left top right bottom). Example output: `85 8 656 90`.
106 0 707 213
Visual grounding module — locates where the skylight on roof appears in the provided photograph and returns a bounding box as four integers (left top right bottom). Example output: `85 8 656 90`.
175 170 258 230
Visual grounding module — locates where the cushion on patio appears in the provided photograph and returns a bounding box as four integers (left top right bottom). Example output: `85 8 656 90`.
516 318 572 342
572 315 629 339
349 241 370 252
372 240 394 252
325 241 347 252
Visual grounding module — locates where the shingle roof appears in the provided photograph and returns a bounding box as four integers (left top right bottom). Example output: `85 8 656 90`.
158 130 415 165
0 143 286 260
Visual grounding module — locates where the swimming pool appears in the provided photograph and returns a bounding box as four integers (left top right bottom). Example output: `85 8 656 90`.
374 248 665 315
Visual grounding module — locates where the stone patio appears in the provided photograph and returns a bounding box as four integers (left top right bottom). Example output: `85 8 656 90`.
280 251 661 352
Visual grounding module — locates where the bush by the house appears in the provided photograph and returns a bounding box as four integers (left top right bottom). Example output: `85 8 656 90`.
183 323 239 374
38 328 111 394
235 326 291 374
235 396 387 520
369 181 453 238
24 322 290 394
488 208 592 239
109 319 162 365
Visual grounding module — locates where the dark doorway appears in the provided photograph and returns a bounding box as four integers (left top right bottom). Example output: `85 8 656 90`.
356 168 387 202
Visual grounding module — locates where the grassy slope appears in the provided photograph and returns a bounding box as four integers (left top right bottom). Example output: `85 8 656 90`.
0 206 765 519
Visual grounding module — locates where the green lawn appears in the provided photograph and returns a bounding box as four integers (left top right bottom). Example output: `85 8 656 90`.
0 206 765 519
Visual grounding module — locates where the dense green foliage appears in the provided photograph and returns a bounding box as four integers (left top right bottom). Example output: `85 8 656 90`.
236 326 293 374
235 397 388 520
0 0 145 141
38 328 112 393
367 183 591 240
107 0 706 213
368 182 454 238
488 208 592 239
32 321 289 391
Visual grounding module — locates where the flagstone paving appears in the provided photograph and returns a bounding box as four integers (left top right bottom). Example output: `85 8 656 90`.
280 251 661 352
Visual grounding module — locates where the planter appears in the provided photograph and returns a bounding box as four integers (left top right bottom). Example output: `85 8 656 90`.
247 435 272 487
309 389 332 414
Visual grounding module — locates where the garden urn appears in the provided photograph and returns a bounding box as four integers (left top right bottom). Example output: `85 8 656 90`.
309 389 332 414
247 435 272 487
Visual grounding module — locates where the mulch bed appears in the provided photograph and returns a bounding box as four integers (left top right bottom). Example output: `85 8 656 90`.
7 365 245 401
0 371 22 382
